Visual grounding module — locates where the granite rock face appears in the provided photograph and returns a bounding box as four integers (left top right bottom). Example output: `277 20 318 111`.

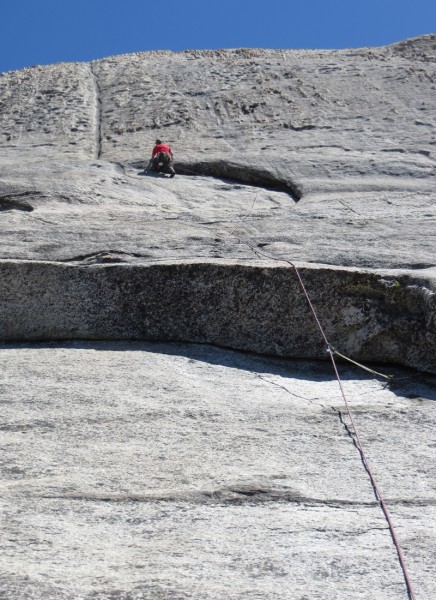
0 35 435 370
0 35 435 599
0 261 435 374
1 342 435 599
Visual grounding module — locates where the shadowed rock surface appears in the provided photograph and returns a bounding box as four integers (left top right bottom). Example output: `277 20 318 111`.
0 261 435 373
0 35 435 599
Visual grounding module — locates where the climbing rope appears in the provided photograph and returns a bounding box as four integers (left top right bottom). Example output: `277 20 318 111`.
172 166 400 384
221 190 417 600
138 164 417 597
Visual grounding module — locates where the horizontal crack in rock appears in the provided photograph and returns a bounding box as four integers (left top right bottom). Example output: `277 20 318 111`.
61 250 146 264
0 192 38 212
131 158 302 200
31 491 435 507
176 160 302 200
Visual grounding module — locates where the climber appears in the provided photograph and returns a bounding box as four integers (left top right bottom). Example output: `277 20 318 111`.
148 139 175 177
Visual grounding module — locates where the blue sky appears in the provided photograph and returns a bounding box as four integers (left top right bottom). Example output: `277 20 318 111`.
1 0 435 73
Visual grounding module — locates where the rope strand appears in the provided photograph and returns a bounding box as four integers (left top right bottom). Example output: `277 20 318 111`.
219 192 416 599
141 167 417 598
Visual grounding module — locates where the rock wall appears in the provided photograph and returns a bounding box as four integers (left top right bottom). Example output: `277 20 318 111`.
1 35 436 599
0 49 435 371
0 260 435 373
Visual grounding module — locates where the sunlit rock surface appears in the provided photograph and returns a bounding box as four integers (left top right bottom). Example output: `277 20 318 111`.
0 35 435 599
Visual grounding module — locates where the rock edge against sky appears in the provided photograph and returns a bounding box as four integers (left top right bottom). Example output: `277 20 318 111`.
0 35 435 599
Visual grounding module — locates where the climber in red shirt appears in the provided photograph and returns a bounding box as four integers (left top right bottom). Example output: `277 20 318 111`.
149 139 175 177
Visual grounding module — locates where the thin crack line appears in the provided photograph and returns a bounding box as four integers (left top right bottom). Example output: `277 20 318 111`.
10 492 433 508
257 374 320 405
89 62 102 160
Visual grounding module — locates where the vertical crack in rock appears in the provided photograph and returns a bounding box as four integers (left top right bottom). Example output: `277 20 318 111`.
89 63 102 159
258 373 387 505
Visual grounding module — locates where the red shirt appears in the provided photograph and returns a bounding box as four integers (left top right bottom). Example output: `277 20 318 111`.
152 143 172 158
